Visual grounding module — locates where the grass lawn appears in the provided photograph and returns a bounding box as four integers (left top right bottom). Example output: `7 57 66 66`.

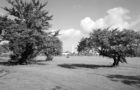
0 56 140 90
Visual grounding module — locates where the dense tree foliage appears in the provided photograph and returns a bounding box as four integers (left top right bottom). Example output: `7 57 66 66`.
77 38 93 55
77 28 140 66
0 0 62 64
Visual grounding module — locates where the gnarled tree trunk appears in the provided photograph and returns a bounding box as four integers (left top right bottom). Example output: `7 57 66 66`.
112 55 119 67
112 54 127 67
45 53 53 61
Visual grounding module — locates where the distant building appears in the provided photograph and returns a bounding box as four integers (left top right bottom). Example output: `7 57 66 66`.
62 51 71 56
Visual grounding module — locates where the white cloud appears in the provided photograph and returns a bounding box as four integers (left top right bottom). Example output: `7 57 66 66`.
105 7 130 30
58 28 83 52
80 7 130 33
130 19 140 31
80 17 95 34
59 28 83 39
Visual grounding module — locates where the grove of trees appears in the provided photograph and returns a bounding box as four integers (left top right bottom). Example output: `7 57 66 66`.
77 28 140 67
0 0 62 64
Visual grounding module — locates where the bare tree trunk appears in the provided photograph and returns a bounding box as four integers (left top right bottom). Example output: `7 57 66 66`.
112 56 117 67
116 56 120 66
112 56 119 67
45 53 53 61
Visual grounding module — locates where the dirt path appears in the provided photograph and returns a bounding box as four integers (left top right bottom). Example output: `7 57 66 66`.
0 56 140 90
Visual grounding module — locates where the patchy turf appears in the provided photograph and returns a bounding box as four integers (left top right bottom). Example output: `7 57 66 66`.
0 56 140 90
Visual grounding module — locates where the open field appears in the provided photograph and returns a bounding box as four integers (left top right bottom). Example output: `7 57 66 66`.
0 56 140 90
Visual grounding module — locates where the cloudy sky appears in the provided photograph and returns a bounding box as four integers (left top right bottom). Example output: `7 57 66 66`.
0 0 140 52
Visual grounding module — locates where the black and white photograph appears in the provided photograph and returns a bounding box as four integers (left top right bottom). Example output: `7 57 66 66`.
0 0 140 90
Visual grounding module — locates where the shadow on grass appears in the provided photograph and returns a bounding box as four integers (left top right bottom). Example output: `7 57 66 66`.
58 64 113 69
0 61 10 66
31 60 49 65
0 61 48 66
0 58 48 66
107 75 140 87
0 58 10 66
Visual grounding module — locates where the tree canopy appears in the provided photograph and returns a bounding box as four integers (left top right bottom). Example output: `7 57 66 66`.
77 28 140 66
0 0 62 64
77 37 93 55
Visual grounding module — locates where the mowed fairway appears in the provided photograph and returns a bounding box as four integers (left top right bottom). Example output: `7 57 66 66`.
0 56 140 90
